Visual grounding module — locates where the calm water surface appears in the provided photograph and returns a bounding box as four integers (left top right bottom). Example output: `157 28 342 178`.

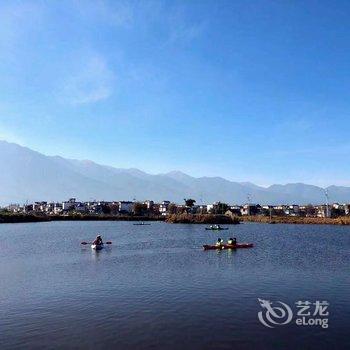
0 221 349 349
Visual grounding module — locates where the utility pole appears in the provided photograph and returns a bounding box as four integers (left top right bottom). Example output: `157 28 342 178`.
199 194 203 214
324 189 330 218
246 194 252 216
247 194 252 205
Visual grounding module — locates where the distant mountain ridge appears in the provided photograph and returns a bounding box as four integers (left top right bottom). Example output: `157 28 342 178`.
0 140 349 205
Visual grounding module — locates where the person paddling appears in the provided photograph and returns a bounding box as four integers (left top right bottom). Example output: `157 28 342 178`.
93 235 103 245
227 237 237 245
215 238 224 247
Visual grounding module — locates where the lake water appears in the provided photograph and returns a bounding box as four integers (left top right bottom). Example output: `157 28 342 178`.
0 221 349 349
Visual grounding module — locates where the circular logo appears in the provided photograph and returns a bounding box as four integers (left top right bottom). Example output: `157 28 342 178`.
258 298 293 328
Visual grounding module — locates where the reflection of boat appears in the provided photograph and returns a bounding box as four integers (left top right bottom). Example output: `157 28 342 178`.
205 225 228 231
133 222 151 226
91 243 104 250
203 243 253 250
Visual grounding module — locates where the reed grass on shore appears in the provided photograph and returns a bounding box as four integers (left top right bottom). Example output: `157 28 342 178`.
0 213 50 223
239 215 350 225
166 213 240 224
2 212 350 225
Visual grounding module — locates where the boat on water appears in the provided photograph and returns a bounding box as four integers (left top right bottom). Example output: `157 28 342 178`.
133 222 151 226
203 243 253 250
81 237 112 250
205 225 228 231
91 243 104 250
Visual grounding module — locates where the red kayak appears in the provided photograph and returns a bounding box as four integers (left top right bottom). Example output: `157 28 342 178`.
203 243 253 250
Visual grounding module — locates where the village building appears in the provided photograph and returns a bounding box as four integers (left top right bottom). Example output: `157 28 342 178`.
159 201 171 215
118 201 134 214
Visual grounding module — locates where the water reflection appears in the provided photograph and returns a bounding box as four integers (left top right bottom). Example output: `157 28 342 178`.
0 221 348 349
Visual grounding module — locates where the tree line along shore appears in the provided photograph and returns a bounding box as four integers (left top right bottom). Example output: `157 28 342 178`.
3 198 350 224
0 213 163 224
1 212 350 225
0 213 236 224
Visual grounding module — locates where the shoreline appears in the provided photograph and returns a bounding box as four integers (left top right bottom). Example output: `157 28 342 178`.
166 213 240 224
2 213 350 225
0 214 165 224
239 215 350 225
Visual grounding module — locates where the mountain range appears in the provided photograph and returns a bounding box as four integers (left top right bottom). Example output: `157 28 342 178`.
1 140 349 206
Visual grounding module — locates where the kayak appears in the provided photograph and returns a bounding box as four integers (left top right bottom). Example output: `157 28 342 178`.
205 227 228 230
91 243 104 250
203 243 253 250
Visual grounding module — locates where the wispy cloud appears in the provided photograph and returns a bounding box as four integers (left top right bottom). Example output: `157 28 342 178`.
168 20 205 45
0 0 204 107
59 52 115 105
166 6 205 45
73 0 134 27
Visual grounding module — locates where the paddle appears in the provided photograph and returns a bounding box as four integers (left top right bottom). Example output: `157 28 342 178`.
81 241 112 245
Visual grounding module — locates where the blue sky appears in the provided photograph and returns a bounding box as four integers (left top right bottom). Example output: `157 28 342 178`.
0 0 350 186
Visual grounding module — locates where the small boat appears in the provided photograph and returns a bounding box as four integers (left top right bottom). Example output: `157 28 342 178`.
91 243 104 250
133 222 151 226
205 226 228 231
203 243 254 250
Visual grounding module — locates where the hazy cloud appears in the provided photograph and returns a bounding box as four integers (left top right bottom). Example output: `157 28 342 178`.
168 21 205 44
59 53 115 105
73 0 134 27
166 6 205 45
0 125 23 145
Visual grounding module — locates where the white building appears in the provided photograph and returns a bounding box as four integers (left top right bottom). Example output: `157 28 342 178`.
75 203 87 213
119 201 134 213
345 204 350 216
207 202 220 213
273 205 286 211
54 203 63 214
284 205 300 216
240 204 258 216
62 198 76 211
33 201 47 212
45 202 55 213
198 205 208 214
317 205 332 218
159 201 170 215
7 204 21 212
144 200 154 210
